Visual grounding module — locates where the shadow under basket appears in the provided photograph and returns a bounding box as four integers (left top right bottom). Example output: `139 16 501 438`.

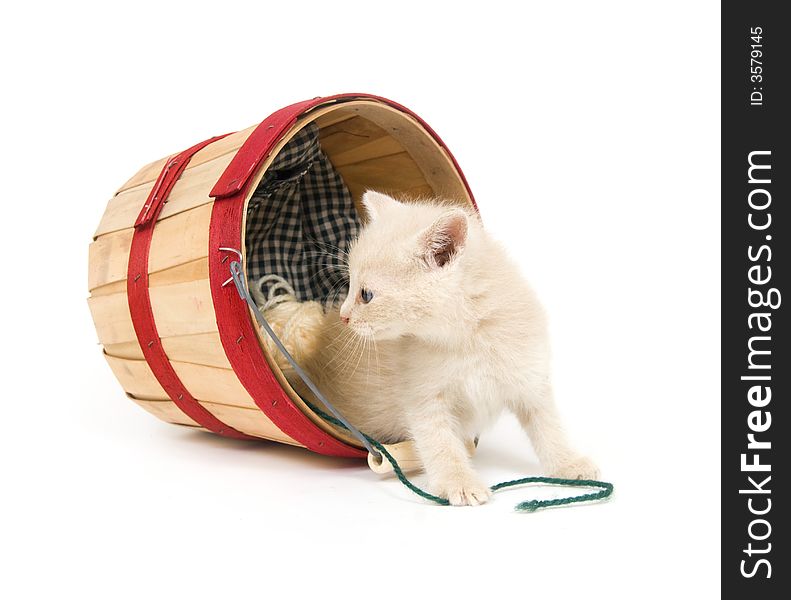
88 93 476 465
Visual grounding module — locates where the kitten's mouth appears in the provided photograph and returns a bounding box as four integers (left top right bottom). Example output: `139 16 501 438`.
349 322 375 339
351 320 405 342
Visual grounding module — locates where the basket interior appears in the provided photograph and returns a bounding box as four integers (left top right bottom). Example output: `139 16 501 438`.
242 100 473 447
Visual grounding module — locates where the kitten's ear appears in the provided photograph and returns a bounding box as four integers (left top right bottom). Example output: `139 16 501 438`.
419 209 468 268
361 190 397 221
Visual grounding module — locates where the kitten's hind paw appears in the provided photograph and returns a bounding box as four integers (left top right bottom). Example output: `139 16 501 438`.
550 456 601 481
433 476 492 506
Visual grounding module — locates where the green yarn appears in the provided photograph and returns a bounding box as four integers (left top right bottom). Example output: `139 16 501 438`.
491 477 614 512
307 398 614 512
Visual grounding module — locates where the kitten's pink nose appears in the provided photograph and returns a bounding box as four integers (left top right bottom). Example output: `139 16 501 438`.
340 314 350 325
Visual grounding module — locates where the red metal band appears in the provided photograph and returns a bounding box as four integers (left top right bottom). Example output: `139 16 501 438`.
127 134 254 440
208 94 473 457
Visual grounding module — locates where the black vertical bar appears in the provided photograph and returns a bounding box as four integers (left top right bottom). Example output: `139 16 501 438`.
723 2 788 598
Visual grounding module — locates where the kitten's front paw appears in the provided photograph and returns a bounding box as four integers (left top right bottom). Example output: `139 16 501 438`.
433 475 492 507
551 456 601 481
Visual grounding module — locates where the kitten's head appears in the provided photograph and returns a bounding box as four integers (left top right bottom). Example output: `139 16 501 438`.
339 191 473 341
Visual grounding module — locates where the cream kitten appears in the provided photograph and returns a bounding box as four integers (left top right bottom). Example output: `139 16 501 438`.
261 191 599 506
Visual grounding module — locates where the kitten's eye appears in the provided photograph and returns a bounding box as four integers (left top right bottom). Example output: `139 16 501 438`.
360 288 374 304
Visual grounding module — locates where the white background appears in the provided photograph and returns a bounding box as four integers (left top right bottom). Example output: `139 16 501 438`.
1 1 720 598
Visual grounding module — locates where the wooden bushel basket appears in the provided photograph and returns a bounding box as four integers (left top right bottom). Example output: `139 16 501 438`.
88 94 476 465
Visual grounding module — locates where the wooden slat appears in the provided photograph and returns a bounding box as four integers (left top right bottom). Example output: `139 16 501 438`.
130 396 201 427
105 354 166 398
88 228 133 290
198 402 298 444
319 115 391 158
89 259 211 300
89 279 127 297
161 332 230 369
149 203 212 273
329 135 405 168
88 291 135 345
104 339 145 360
335 152 428 198
127 384 290 441
106 332 229 368
313 110 359 129
170 361 257 409
149 279 217 338
90 278 218 346
149 259 209 288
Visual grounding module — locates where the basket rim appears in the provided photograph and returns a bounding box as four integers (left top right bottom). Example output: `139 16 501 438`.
211 94 477 456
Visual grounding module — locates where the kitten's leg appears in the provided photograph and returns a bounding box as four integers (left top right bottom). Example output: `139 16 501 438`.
409 395 491 506
512 384 600 480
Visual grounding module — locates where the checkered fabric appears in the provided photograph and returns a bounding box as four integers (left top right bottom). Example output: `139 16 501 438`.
245 122 359 303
